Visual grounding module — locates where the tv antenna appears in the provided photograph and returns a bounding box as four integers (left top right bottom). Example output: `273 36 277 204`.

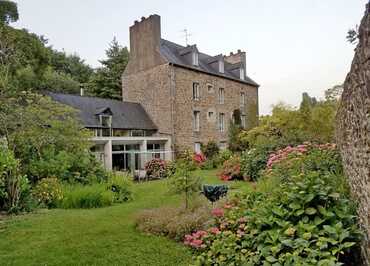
181 29 192 46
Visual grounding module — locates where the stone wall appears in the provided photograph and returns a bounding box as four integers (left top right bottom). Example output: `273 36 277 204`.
122 64 174 137
336 4 370 265
172 66 258 151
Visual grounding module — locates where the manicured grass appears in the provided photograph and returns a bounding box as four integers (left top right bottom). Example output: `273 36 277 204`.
0 169 250 266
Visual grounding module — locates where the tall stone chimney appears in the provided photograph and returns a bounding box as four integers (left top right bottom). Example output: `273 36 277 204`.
125 14 165 74
224 50 247 73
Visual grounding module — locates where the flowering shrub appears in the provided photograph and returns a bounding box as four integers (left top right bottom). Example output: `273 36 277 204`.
266 142 336 169
186 145 361 266
145 158 168 179
106 172 132 203
219 155 242 181
193 153 206 166
32 177 63 208
189 172 361 265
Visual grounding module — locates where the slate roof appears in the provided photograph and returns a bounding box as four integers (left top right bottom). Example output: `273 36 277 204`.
47 92 157 130
160 39 259 87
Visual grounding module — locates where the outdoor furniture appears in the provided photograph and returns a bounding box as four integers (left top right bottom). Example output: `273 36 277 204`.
202 184 228 203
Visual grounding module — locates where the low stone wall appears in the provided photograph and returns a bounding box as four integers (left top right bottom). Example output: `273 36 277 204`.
336 3 370 265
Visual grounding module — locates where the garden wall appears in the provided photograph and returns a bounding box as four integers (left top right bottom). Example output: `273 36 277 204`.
336 3 370 265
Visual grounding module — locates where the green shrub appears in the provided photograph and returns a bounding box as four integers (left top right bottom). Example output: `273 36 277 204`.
32 177 63 208
0 147 33 213
217 149 233 165
187 145 361 265
135 199 212 241
59 183 114 209
240 142 279 181
107 172 132 203
190 172 361 265
201 141 219 159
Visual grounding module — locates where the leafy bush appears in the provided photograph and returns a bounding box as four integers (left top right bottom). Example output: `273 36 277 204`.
0 147 32 212
32 177 63 208
217 149 233 164
219 155 242 181
187 145 361 265
136 200 212 241
145 158 168 179
240 142 280 181
59 184 114 209
201 141 219 159
106 172 132 203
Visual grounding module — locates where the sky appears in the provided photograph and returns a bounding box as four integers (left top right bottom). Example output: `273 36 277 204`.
13 0 367 114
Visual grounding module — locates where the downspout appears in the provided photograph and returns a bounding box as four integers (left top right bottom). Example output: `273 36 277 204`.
169 63 176 158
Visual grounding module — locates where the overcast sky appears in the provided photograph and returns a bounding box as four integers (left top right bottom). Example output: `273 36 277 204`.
13 0 367 114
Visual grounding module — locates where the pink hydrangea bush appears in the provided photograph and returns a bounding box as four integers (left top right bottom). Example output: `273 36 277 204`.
193 153 206 166
266 143 336 169
144 158 168 179
218 155 242 181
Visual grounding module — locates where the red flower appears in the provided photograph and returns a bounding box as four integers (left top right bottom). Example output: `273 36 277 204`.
211 208 224 217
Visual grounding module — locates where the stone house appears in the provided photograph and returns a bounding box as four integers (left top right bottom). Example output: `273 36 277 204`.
122 14 259 153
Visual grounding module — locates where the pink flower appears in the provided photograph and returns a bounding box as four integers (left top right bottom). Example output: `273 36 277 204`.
238 217 247 223
212 208 225 217
190 239 203 248
209 227 221 234
223 203 232 209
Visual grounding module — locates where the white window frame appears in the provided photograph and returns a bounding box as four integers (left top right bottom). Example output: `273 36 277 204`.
240 92 246 106
218 88 225 104
219 60 224 73
193 111 200 132
192 82 200 101
218 113 225 132
194 142 201 154
241 115 246 128
219 141 227 150
192 52 199 66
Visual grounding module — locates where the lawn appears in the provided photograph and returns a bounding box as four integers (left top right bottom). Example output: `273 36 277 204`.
0 169 246 266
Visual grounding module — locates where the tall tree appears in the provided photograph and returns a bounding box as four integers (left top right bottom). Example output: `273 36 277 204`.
0 0 18 25
88 38 129 100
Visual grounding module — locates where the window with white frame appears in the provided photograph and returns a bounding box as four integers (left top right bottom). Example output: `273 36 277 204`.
193 111 200 131
218 88 225 104
240 92 246 106
192 82 200 100
192 52 199 66
240 67 245 80
219 60 224 73
194 142 201 154
241 115 246 128
218 113 225 132
219 141 227 150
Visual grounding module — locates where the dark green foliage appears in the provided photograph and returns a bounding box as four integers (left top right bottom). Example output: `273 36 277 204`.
88 38 129 99
201 141 219 159
347 26 359 44
240 143 277 181
0 146 33 212
0 0 18 24
228 120 243 152
193 150 361 265
0 92 107 184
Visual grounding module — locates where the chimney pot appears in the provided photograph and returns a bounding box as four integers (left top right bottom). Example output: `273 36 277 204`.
230 52 233 55
237 49 241 53
141 16 146 21
134 20 139 25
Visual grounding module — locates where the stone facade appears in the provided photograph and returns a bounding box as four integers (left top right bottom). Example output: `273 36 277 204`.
122 15 259 152
336 4 370 265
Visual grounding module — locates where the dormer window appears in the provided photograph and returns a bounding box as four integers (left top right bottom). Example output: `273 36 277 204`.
219 60 224 73
240 67 245 80
192 51 199 66
100 115 112 128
